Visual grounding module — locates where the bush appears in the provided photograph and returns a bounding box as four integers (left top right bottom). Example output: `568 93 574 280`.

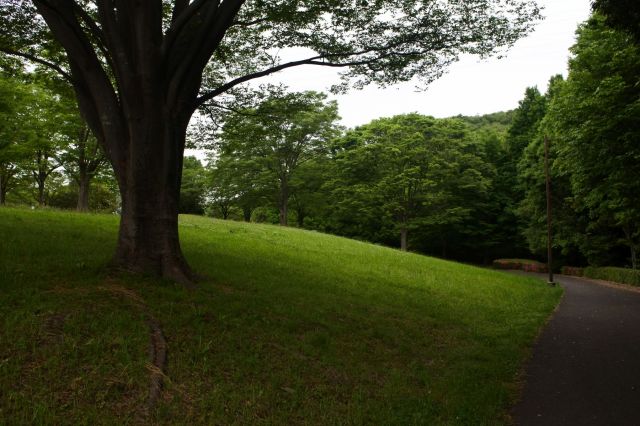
583 266 640 287
561 266 584 277
493 259 548 273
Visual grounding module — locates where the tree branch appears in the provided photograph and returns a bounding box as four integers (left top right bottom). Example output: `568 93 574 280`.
0 47 73 83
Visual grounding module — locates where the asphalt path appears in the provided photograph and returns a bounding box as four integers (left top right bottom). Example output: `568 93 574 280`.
512 273 640 425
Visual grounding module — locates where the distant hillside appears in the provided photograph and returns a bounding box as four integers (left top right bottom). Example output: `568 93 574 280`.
452 110 515 134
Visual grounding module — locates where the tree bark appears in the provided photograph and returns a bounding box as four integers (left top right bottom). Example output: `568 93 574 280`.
109 116 197 286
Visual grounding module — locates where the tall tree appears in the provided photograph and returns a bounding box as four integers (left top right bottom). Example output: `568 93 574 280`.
0 0 542 282
217 91 338 226
545 15 640 268
330 115 489 252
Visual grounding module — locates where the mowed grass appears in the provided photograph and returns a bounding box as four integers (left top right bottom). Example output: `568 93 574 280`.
0 207 561 425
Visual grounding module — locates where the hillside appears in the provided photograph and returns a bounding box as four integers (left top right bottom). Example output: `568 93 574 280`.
0 208 561 424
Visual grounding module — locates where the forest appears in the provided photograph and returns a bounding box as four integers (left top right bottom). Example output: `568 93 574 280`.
1 11 638 271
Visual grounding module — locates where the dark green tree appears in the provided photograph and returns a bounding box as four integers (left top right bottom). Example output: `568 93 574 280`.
546 15 640 268
592 0 640 41
330 114 489 252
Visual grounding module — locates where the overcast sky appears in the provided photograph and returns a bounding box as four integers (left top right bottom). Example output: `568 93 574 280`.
260 0 593 128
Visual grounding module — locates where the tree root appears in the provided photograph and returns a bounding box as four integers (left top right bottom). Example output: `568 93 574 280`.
146 317 167 411
99 283 168 414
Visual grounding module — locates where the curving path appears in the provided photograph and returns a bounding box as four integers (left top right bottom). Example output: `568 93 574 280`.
512 273 640 425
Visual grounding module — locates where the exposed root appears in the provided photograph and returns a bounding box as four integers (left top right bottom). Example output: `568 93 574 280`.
109 252 202 289
146 318 167 411
99 282 168 414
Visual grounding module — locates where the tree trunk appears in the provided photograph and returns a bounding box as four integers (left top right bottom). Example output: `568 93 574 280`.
0 172 7 205
76 169 90 212
297 208 305 228
279 178 289 226
623 225 637 270
109 118 197 285
243 206 252 222
400 227 408 251
221 204 230 220
37 177 46 207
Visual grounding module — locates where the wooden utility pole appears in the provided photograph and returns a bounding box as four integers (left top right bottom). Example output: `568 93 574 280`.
544 135 555 285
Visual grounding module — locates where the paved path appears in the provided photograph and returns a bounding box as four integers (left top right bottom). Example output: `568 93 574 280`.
512 274 640 425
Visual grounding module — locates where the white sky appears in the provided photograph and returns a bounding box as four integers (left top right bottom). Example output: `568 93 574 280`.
259 0 593 128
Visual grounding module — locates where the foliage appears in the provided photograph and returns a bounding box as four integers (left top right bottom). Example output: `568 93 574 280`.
592 0 640 42
179 156 207 215
543 15 640 269
215 91 339 225
583 266 640 286
327 114 490 253
561 266 584 277
0 207 560 424
493 258 548 273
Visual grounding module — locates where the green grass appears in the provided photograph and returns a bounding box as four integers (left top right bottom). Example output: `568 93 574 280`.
0 207 561 425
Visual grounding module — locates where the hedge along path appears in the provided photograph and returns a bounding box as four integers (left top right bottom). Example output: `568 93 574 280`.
98 282 168 414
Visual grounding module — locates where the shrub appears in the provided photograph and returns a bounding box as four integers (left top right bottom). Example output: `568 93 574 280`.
561 266 584 277
583 267 640 287
493 259 548 273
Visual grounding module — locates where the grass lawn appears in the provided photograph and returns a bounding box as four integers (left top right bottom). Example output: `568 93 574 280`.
0 207 561 425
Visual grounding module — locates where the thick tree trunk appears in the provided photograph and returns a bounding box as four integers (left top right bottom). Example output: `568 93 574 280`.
279 179 289 226
77 170 90 212
109 117 197 285
400 227 408 251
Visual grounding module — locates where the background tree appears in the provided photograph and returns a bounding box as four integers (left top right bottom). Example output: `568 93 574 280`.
329 114 489 253
217 91 339 226
179 156 207 215
544 15 640 268
0 0 543 282
0 73 32 204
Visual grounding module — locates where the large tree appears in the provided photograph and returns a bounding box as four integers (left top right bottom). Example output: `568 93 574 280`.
543 15 640 268
0 0 542 283
217 91 338 226
330 114 488 252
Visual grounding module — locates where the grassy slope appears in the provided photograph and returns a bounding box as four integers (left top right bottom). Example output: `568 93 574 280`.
0 208 561 425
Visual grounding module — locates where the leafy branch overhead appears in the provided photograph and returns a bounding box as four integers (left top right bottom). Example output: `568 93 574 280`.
1 0 543 111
